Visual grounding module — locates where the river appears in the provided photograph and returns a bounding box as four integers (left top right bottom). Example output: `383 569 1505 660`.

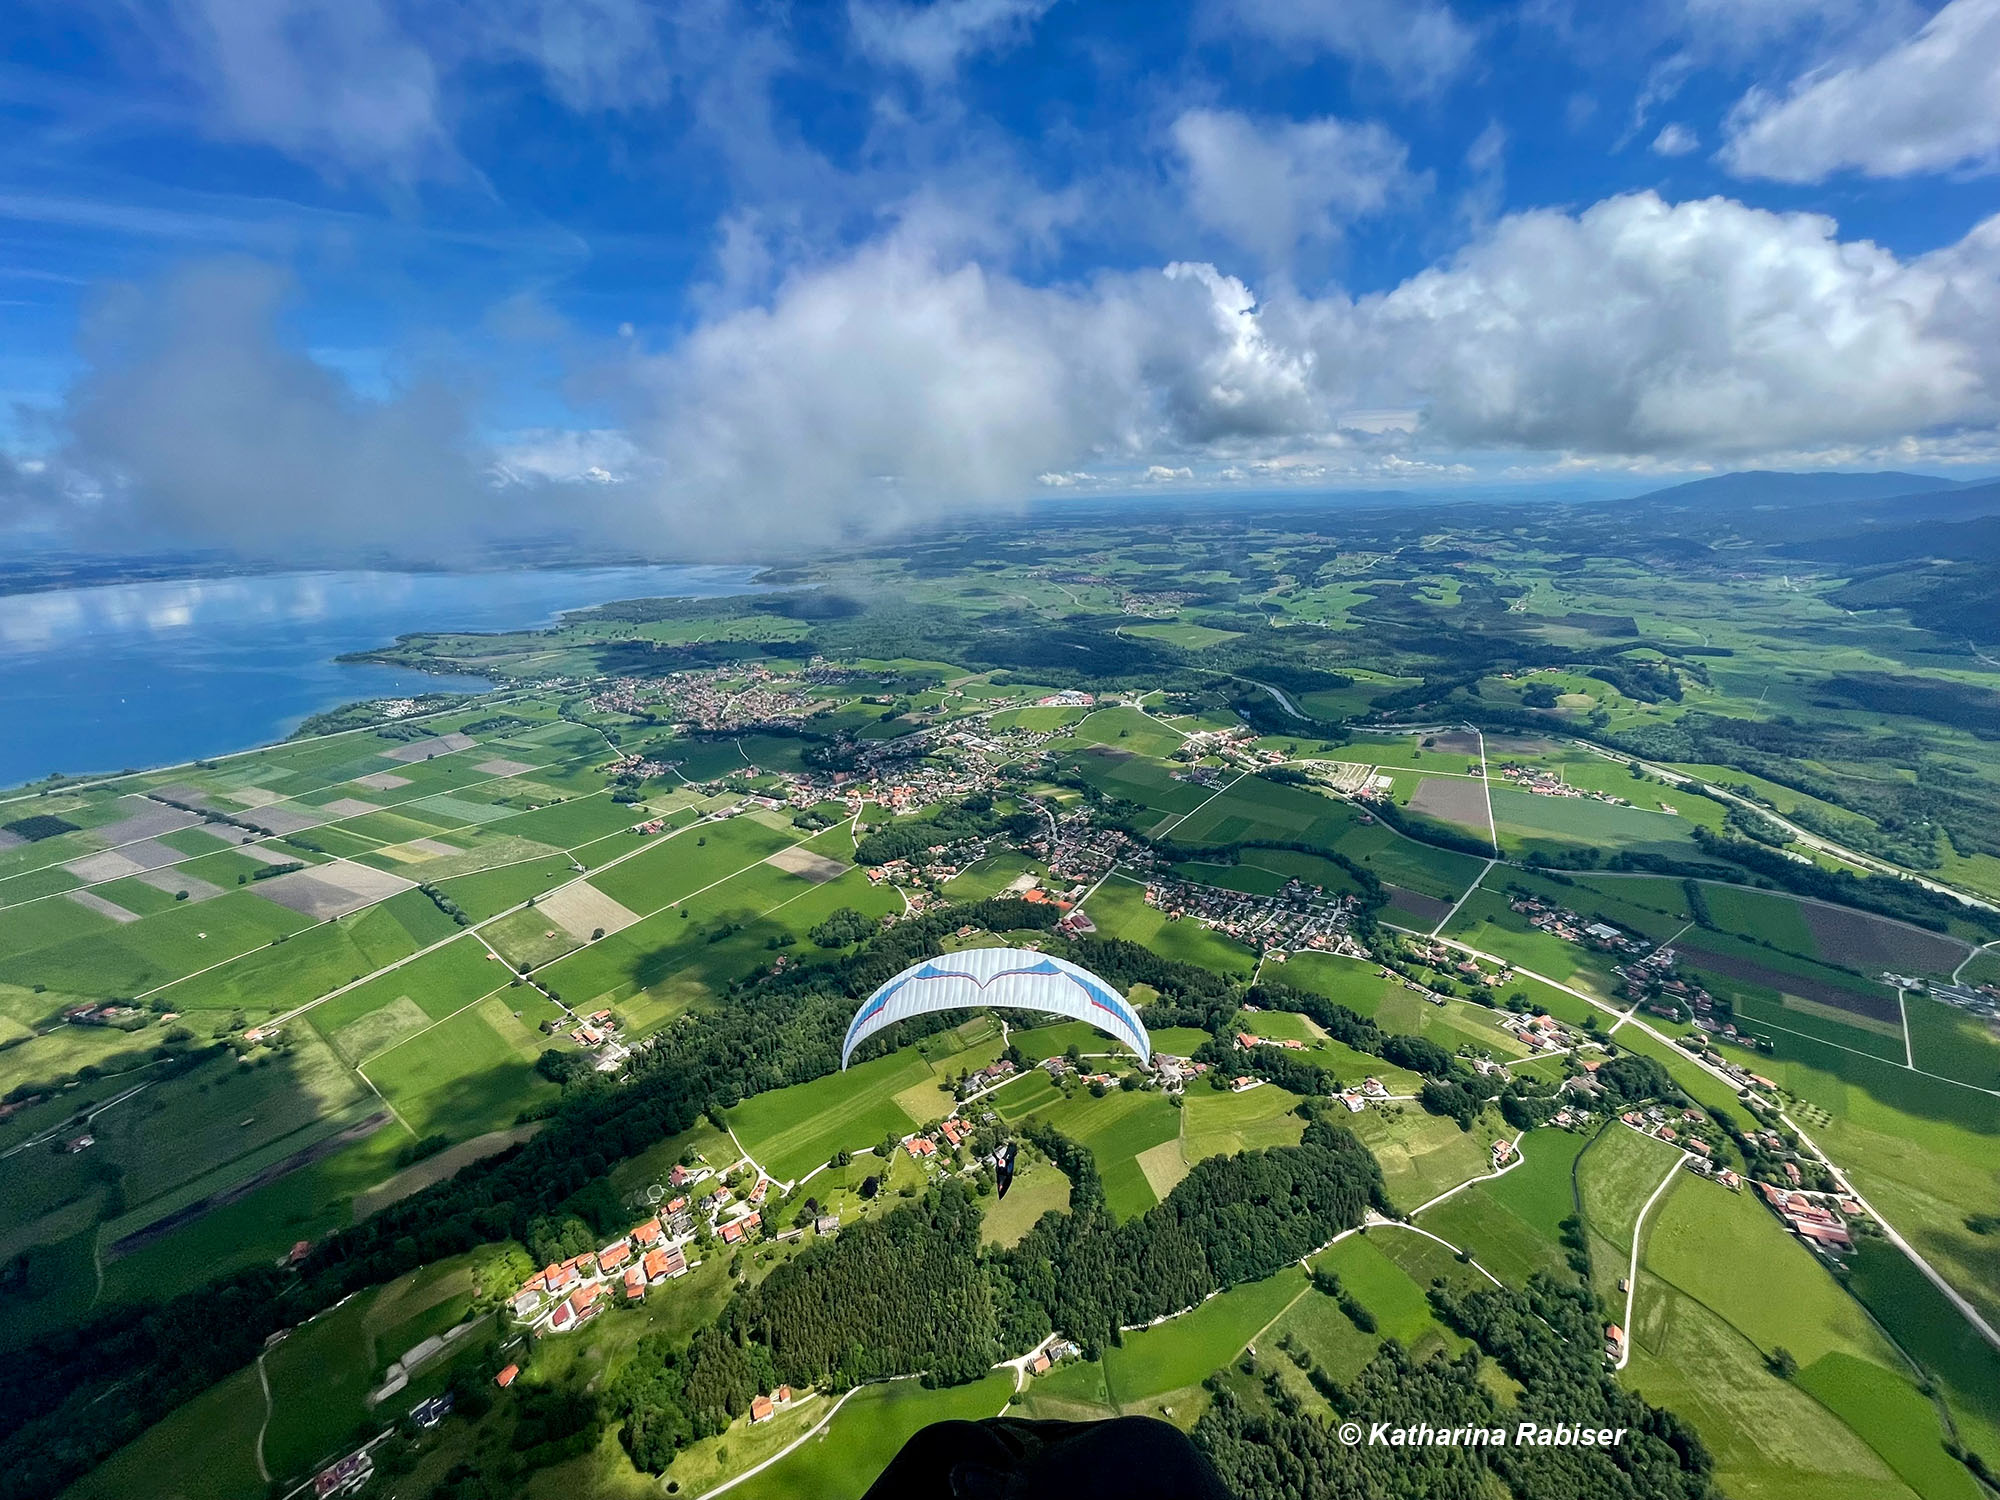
0 564 763 789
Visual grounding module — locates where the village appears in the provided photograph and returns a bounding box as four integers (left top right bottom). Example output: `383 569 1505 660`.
1143 875 1363 958
1493 761 1645 809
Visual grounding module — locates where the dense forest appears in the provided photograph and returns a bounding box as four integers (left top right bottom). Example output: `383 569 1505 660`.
1192 1273 1718 1500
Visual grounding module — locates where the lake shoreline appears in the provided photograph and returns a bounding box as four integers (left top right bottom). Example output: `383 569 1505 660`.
0 563 765 793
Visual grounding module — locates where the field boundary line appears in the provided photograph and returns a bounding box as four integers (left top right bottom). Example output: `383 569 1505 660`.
1373 1220 1505 1289
1408 1129 1525 1217
1616 1152 1691 1371
1472 725 1497 853
1152 769 1246 840
255 1351 274 1484
1430 858 1495 937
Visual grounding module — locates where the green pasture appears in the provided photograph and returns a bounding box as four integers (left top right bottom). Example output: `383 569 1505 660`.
1346 1103 1497 1213
0 888 314 998
728 1051 936 1184
942 850 1043 901
1057 747 1212 816
1009 1083 1183 1220
1626 1272 1921 1500
1844 1238 2000 1463
363 996 556 1143
1904 993 2000 1091
430 858 581 921
979 1152 1072 1247
1416 1126 1587 1286
149 902 430 1021
1121 621 1243 649
1574 1123 1685 1292
1083 874 1255 976
1058 706 1190 759
1313 1231 1471 1357
588 816 797 915
1178 1079 1308 1164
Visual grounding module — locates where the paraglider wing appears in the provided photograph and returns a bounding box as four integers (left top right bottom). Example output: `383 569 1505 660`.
996 1141 1017 1199
841 946 1150 1069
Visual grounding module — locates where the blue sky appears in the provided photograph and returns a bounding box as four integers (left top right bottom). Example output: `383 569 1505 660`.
3 0 1999 559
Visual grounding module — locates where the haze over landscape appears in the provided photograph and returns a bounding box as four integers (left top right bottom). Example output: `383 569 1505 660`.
4 6 2000 1500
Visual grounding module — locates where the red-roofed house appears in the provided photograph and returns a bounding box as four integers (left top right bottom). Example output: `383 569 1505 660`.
906 1136 937 1159
750 1395 774 1423
598 1242 632 1272
623 1268 646 1301
633 1219 664 1247
643 1247 671 1282
495 1365 519 1388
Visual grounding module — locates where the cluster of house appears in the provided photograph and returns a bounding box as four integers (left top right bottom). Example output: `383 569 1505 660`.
1669 1032 1781 1097
63 1001 147 1028
536 1005 630 1074
1756 1183 1866 1254
510 1160 768 1334
1396 938 1511 992
1616 946 1718 1025
1038 816 1155 887
956 1057 1019 1098
1173 725 1258 762
1498 1009 1581 1054
1494 762 1637 808
905 1117 977 1160
1149 1053 1212 1093
1038 1054 1123 1092
1144 876 1359 956
1335 1076 1392 1112
1619 1103 1726 1163
1236 1029 1308 1053
1507 895 1651 957
1025 1339 1084 1377
1035 691 1096 708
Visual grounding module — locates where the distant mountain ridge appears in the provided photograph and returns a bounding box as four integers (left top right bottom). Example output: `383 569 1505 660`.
1629 469 1961 509
1790 484 2000 564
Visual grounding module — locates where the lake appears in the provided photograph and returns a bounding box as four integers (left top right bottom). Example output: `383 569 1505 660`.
0 564 764 789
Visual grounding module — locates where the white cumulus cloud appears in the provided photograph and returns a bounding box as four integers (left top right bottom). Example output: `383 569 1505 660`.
848 0 1056 83
1651 123 1699 157
1214 0 1477 95
1722 0 2000 181
1171 109 1421 268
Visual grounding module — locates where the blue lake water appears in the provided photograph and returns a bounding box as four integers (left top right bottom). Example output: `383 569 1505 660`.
0 564 764 789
